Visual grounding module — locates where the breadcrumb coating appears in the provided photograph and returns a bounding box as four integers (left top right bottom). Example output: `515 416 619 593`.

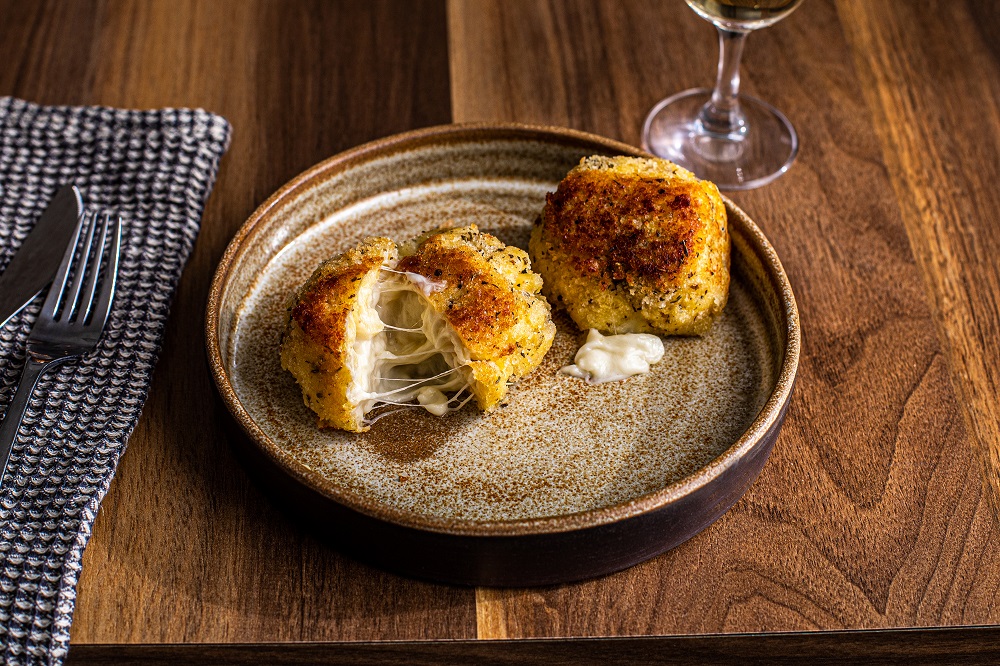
397 225 555 409
280 225 555 432
280 237 396 431
529 155 730 335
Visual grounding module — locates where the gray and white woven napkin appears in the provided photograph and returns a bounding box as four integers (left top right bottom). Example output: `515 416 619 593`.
0 97 231 664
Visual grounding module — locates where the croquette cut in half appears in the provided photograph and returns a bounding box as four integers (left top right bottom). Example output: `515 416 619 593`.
280 225 556 432
529 156 730 336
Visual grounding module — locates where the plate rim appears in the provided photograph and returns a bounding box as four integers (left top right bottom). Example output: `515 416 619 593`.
205 122 801 538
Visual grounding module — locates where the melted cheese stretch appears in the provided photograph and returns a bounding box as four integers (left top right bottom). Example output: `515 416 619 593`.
561 329 664 383
416 387 451 416
347 269 471 421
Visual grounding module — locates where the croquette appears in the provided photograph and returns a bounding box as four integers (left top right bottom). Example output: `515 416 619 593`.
529 155 730 336
280 225 556 432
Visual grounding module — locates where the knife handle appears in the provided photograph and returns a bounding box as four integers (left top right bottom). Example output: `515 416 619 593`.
0 356 60 488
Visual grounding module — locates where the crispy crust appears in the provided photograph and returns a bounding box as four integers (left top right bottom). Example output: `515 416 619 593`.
280 237 397 431
398 224 555 410
280 226 555 431
530 156 729 335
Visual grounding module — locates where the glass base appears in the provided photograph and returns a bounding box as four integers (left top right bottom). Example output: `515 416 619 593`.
641 88 798 191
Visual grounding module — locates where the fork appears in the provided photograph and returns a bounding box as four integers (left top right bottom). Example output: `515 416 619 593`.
0 210 122 487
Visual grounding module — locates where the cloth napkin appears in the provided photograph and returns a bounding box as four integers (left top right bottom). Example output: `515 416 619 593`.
0 97 231 664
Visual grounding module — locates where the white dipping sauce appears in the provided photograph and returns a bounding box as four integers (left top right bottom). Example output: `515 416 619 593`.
561 329 664 384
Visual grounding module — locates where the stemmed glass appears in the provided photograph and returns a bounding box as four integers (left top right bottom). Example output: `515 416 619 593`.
641 0 804 190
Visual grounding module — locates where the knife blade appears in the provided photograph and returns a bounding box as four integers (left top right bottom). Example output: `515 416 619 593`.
0 185 84 329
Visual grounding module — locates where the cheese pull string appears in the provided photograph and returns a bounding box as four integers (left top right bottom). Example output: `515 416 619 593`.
362 383 475 425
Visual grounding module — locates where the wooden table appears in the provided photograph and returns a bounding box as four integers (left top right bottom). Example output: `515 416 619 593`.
4 0 1000 662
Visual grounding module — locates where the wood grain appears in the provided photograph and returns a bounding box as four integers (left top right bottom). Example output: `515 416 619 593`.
450 0 1000 638
837 0 1000 517
1 0 999 651
64 628 1000 665
0 1 101 105
1 0 471 644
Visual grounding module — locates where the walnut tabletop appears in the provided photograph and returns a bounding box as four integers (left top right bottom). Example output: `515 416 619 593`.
3 0 1000 663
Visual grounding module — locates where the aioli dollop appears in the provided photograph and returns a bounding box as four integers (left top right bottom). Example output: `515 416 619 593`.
560 329 664 384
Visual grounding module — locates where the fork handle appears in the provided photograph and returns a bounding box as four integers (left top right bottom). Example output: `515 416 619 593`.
0 356 60 487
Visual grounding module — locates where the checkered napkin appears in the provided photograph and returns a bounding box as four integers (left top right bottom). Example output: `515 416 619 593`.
0 97 230 664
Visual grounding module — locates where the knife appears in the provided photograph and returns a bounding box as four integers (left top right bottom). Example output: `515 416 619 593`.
0 185 84 330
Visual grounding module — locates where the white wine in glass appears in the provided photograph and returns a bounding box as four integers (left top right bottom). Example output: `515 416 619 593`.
688 0 803 30
642 0 804 190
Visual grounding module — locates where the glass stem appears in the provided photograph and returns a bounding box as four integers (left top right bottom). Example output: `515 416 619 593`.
699 27 749 137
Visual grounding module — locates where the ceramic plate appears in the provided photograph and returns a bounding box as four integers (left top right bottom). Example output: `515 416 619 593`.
206 124 799 585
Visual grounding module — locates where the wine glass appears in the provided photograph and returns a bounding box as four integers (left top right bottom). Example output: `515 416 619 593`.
641 0 804 190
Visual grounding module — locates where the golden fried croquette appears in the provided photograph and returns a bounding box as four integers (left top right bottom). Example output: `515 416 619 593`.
529 155 730 336
280 225 555 432
279 237 396 432
395 225 555 411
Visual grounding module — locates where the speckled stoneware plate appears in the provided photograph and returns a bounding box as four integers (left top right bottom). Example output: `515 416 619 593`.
206 123 799 586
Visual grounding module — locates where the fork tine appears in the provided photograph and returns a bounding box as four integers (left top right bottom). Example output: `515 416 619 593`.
40 209 92 319
62 210 99 322
87 216 121 330
79 213 112 324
